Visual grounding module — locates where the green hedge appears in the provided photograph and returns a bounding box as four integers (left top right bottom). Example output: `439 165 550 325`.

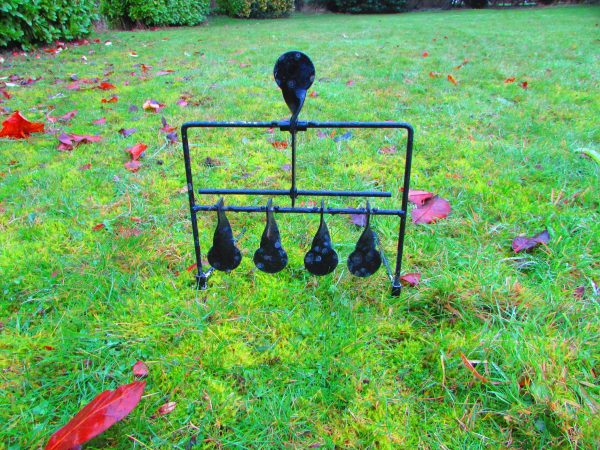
326 0 408 13
101 0 210 28
216 0 294 18
0 0 98 49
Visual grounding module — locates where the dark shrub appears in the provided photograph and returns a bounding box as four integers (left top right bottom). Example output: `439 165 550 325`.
463 0 488 8
101 0 210 28
0 0 98 49
216 0 295 18
326 0 408 13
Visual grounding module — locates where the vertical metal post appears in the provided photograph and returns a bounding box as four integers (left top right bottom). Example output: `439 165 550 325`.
290 129 298 206
181 125 207 289
391 125 414 296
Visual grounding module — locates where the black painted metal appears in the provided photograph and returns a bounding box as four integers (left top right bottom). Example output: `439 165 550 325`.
181 51 414 295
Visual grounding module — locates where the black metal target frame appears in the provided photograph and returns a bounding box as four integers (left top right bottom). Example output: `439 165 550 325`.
181 51 414 296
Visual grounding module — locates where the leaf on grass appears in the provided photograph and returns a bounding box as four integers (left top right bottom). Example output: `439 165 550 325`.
44 381 146 450
153 402 176 418
101 95 118 103
92 117 106 125
92 223 105 231
454 59 469 70
57 133 101 151
378 145 397 155
271 141 288 150
411 195 451 224
400 272 421 287
132 361 148 378
143 99 164 113
124 160 141 172
512 229 550 253
504 76 516 84
309 91 318 98
460 352 489 383
48 110 78 123
156 70 175 76
447 74 458 85
79 163 92 171
429 71 441 78
126 143 147 160
520 81 528 89
407 190 434 206
573 286 585 300
0 111 45 139
346 80 355 86
333 131 352 142
186 263 197 272
97 82 116 90
119 127 137 137
349 213 367 227
166 132 178 144
160 116 176 133
422 51 429 57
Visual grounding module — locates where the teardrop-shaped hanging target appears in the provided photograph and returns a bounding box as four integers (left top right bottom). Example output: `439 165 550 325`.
273 51 315 119
254 199 288 273
207 198 242 272
347 201 382 277
304 200 338 276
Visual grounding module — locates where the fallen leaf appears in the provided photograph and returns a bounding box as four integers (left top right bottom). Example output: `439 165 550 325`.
422 51 429 57
333 131 352 142
153 402 176 418
271 141 288 150
504 76 516 84
160 116 176 133
574 286 585 299
79 163 92 171
408 190 434 206
45 381 146 450
101 95 118 103
454 58 469 70
92 223 105 231
143 99 164 113
520 81 528 89
447 74 458 85
132 361 148 378
346 80 355 86
97 82 116 90
378 145 397 155
166 132 178 144
126 143 147 160
0 111 45 138
400 272 421 287
57 133 101 151
460 353 489 383
92 117 106 125
1 89 12 99
124 160 141 172
156 70 175 76
186 263 197 272
309 91 318 98
411 195 451 224
429 71 441 78
512 229 550 253
119 127 137 137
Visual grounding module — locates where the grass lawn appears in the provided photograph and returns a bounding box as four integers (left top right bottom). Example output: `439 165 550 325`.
1 5 599 448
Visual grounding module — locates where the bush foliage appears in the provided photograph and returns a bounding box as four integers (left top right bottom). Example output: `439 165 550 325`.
325 0 408 13
101 0 210 28
216 0 295 18
0 0 98 49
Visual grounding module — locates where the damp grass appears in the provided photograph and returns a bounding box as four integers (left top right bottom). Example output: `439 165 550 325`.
1 5 599 449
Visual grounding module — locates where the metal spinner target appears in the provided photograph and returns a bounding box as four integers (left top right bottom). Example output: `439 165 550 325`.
181 51 414 295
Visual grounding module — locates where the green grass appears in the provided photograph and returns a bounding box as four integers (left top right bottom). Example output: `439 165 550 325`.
1 5 599 449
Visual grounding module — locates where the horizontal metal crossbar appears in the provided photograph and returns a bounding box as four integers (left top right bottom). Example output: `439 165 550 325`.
182 120 413 132
196 188 392 198
193 204 405 216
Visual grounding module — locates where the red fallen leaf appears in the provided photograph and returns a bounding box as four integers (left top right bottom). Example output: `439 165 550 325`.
92 117 106 125
176 99 188 107
346 80 355 86
140 64 152 73
51 270 59 278
408 190 434 206
126 143 147 160
49 110 78 123
511 229 549 253
573 286 585 299
271 141 288 150
44 381 146 450
0 111 45 139
400 272 421 287
156 69 175 75
411 195 451 224
124 160 141 172
160 116 176 133
429 71 441 78
143 99 164 113
166 132 178 144
97 82 116 90
460 352 489 383
378 145 397 155
43 345 55 350
349 213 367 227
79 163 92 171
504 76 516 84
101 95 118 103
454 58 469 70
186 263 197 272
57 133 101 151
153 402 176 418
447 74 458 85
66 82 81 90
422 51 429 57
118 227 142 238
119 127 137 137
1 89 11 99
92 223 105 231
309 91 318 98
520 81 528 89
132 361 149 378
